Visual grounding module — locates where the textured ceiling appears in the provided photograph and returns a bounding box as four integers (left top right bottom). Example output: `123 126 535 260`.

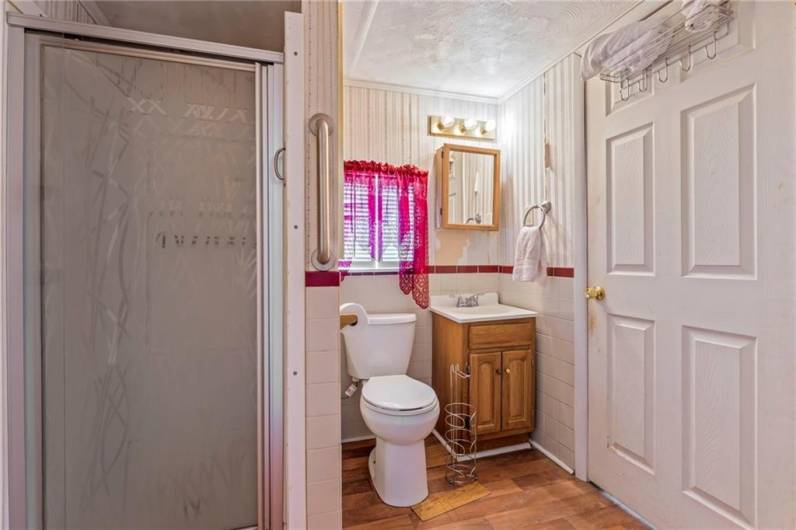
344 0 635 98
96 1 300 52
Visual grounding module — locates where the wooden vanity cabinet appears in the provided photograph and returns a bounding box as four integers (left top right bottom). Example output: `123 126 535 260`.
432 314 536 440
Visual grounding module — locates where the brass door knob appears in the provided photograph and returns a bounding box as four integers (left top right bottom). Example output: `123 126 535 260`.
585 286 606 301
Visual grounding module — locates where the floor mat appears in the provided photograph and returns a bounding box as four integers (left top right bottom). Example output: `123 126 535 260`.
411 481 490 521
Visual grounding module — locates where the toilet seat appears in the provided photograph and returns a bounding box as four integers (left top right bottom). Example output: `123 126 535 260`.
362 375 437 416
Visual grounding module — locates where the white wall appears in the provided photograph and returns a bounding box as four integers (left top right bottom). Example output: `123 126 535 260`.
344 83 500 265
497 55 581 469
500 55 579 268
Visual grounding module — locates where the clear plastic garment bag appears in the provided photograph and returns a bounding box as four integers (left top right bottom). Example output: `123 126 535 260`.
22 33 261 530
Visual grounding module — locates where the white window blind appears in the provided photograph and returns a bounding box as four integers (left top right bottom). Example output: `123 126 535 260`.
342 179 372 262
343 175 414 269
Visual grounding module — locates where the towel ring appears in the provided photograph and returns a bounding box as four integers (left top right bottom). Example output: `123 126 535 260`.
522 200 552 229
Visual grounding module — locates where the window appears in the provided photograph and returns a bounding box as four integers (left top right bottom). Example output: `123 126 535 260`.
343 173 414 270
342 160 429 306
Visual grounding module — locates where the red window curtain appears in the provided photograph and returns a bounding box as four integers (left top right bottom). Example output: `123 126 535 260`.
342 160 429 309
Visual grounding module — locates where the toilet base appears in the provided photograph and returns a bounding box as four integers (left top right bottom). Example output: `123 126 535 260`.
368 439 429 507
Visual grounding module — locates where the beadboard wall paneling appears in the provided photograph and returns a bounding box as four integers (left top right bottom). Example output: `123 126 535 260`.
305 0 340 271
343 84 500 265
499 75 545 264
500 55 579 268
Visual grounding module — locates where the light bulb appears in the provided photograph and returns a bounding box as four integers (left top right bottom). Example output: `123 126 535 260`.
440 115 455 128
483 120 496 132
463 118 478 131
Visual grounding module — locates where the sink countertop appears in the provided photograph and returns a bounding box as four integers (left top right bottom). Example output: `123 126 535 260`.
429 293 538 323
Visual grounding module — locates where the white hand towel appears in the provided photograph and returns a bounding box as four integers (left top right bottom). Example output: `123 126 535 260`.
681 0 722 33
512 226 546 282
581 18 671 80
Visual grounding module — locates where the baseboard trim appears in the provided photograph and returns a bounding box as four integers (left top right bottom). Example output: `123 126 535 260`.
529 440 575 474
598 489 657 529
341 434 376 444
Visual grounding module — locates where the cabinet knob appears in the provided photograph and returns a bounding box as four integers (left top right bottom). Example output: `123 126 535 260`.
505 368 511 375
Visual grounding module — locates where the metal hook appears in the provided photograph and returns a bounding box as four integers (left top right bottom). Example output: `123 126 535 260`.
681 46 693 72
705 32 718 59
658 59 669 83
619 79 629 101
638 73 648 93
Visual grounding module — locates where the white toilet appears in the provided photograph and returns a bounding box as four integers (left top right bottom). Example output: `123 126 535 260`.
340 303 440 507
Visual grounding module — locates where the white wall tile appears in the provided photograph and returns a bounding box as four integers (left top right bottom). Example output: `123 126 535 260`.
307 350 339 384
307 510 342 530
307 414 342 450
307 478 342 516
307 446 342 482
307 382 341 417
307 287 340 319
560 403 575 430
306 318 340 352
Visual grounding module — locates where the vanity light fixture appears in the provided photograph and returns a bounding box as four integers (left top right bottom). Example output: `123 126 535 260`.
428 115 496 141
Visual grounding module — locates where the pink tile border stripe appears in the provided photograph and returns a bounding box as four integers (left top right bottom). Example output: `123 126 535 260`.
305 265 574 286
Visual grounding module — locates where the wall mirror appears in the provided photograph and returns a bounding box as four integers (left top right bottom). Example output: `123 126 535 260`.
437 144 501 230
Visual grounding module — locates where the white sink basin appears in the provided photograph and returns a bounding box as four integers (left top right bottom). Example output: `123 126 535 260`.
429 293 537 323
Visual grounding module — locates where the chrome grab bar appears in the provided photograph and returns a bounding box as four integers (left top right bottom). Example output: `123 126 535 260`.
309 113 335 270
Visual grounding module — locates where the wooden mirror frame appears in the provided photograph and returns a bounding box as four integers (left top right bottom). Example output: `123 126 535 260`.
437 143 501 231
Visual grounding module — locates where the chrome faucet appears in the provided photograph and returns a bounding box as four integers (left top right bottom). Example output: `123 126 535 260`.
455 293 482 308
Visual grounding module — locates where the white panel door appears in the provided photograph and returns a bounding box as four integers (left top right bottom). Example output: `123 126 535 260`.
586 2 794 528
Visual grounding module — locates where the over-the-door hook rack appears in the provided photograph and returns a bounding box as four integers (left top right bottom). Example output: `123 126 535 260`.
599 1 733 94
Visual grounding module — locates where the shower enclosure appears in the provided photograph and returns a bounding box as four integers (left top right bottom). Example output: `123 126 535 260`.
4 15 284 530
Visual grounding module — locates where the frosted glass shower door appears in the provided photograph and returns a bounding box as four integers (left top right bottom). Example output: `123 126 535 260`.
25 35 260 530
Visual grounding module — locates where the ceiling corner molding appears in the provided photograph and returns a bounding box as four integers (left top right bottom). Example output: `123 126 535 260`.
498 0 651 104
79 0 111 26
348 0 379 76
343 78 500 106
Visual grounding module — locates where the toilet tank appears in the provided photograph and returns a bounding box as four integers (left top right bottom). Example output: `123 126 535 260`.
340 304 416 380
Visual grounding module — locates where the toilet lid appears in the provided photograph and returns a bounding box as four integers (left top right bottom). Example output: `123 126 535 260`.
362 375 437 411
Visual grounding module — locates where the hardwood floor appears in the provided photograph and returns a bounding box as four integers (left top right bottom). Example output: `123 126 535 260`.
342 437 647 529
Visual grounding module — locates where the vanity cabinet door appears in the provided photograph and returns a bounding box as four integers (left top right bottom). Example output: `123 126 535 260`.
501 350 534 432
469 352 502 435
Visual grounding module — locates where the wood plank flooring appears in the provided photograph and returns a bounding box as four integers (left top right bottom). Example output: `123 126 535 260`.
342 437 647 530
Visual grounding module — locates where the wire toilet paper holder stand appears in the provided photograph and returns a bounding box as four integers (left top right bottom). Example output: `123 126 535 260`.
444 363 478 485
